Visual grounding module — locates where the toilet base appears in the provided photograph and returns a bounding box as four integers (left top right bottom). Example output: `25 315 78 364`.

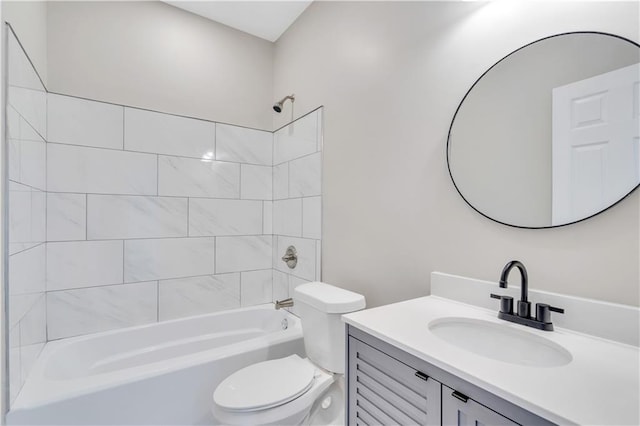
307 376 345 426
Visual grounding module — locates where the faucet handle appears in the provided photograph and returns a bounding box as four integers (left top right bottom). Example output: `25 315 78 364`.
536 303 564 323
490 294 514 315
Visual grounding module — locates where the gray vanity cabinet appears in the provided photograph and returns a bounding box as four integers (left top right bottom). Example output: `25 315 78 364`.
347 326 554 426
441 385 518 426
348 337 442 425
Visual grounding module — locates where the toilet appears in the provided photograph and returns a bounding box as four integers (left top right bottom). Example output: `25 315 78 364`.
211 282 366 425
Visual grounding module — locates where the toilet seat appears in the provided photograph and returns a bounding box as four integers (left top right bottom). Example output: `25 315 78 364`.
214 355 315 412
211 356 335 426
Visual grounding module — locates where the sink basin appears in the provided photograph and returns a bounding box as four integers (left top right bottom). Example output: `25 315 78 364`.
428 317 572 367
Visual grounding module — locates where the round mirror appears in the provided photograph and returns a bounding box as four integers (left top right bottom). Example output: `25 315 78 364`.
447 32 640 228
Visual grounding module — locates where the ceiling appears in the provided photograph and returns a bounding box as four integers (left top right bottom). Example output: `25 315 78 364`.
164 1 313 42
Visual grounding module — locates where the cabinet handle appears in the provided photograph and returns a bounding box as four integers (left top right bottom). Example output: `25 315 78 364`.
414 371 429 381
452 390 469 403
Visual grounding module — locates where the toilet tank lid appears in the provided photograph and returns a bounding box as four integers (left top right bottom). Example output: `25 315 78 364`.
294 282 366 313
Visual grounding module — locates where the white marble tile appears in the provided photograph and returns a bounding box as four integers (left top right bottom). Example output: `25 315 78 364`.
9 342 21 405
241 270 272 306
9 112 46 190
274 112 318 165
47 241 124 291
48 94 124 149
20 343 45 390
273 198 303 237
19 295 46 345
303 196 322 240
47 193 87 241
48 143 158 195
9 244 45 295
17 139 46 191
275 236 316 281
241 164 272 200
8 139 20 186
47 282 158 340
124 237 214 282
9 187 46 245
272 270 289 302
124 108 215 158
289 153 322 197
9 243 40 256
159 274 240 321
216 124 272 165
158 156 239 198
14 107 44 142
8 86 47 139
189 199 262 237
7 31 44 91
88 195 188 240
10 294 41 328
263 201 273 235
273 163 289 200
215 236 272 273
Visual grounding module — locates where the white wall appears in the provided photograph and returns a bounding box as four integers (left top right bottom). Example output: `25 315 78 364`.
1 1 47 85
46 1 274 130
273 1 640 308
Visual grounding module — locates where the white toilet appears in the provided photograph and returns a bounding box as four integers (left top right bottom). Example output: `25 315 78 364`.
211 282 366 425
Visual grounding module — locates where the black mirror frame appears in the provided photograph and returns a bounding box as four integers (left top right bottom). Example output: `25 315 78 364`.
446 31 640 229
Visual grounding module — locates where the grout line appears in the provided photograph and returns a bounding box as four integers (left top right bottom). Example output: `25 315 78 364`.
273 150 320 168
42 188 289 202
7 242 45 257
156 155 159 196
7 99 47 144
187 198 190 236
46 140 273 167
46 90 282 133
44 233 282 244
122 106 125 150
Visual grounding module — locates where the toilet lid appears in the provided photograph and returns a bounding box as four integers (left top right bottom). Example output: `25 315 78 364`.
213 355 316 412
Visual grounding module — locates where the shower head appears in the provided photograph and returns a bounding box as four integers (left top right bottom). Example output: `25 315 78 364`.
273 94 295 113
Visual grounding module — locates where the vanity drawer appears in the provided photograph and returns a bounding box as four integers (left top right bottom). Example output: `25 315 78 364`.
348 336 441 426
442 385 520 426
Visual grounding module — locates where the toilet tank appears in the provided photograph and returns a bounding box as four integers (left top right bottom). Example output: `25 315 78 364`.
293 282 366 374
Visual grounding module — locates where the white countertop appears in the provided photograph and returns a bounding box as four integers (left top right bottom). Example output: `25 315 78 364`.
343 296 640 425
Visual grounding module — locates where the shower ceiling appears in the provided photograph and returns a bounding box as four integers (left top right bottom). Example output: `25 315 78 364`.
164 1 313 42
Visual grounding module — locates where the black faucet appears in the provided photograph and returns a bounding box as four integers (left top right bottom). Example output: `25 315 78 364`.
491 260 564 331
500 260 530 318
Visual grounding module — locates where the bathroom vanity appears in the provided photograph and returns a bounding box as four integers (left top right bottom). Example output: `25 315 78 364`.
343 273 640 425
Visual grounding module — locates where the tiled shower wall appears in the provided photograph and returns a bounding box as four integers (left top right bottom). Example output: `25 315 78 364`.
45 94 275 340
272 111 323 312
5 27 323 404
6 30 48 404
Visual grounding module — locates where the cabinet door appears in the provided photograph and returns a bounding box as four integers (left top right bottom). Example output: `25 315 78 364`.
442 385 520 426
348 337 441 426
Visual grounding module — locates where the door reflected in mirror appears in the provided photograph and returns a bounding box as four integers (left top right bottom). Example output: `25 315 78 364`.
447 32 640 228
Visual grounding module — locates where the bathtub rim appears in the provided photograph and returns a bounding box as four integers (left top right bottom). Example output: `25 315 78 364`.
11 304 303 410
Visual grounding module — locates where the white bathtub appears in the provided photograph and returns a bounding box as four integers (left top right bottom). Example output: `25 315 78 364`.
7 304 305 425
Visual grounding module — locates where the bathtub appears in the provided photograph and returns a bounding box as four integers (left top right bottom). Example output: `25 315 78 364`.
7 304 305 425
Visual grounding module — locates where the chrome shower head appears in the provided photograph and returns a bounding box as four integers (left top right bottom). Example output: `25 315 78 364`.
273 94 295 113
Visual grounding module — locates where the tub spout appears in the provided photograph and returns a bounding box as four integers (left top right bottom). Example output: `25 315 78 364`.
275 298 294 310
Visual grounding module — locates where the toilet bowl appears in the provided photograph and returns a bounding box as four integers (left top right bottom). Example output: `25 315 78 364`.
211 355 334 425
211 282 365 426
